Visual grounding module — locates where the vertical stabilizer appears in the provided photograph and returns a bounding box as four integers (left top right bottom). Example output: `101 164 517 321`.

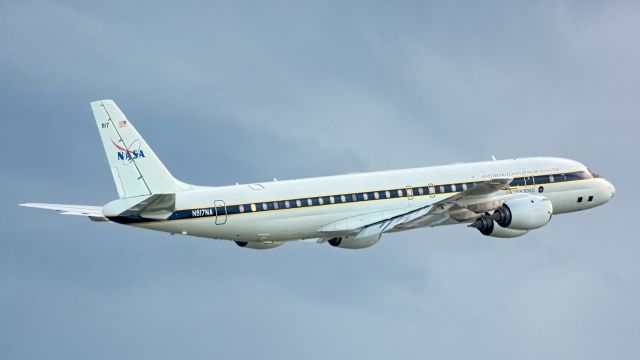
91 100 188 198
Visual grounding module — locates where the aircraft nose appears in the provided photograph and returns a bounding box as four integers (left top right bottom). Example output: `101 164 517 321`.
607 180 615 198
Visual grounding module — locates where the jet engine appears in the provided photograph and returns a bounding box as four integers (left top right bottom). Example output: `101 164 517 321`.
469 195 553 237
235 241 284 249
468 214 529 238
327 234 381 249
491 195 553 230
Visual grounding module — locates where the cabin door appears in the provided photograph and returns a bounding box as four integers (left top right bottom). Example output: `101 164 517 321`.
214 200 227 225
428 183 436 198
406 186 414 206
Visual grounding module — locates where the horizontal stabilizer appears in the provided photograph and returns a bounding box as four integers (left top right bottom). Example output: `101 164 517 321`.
19 203 108 222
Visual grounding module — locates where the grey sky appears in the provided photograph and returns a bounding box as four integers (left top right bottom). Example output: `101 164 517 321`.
1 1 638 359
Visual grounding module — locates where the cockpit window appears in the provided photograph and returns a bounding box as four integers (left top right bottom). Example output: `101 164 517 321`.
587 168 600 178
565 170 593 181
579 170 594 179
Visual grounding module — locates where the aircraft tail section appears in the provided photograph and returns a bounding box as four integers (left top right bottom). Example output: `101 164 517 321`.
91 100 189 198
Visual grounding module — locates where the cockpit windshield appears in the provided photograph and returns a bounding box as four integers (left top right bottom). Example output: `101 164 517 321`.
564 171 593 181
587 168 600 178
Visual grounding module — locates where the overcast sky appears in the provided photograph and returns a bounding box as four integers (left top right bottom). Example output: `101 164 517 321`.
1 1 639 359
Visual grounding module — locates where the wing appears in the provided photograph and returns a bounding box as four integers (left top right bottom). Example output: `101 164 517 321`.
318 178 513 241
19 203 109 222
420 177 513 221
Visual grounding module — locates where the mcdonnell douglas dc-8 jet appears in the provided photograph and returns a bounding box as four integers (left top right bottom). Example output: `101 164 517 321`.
21 100 615 249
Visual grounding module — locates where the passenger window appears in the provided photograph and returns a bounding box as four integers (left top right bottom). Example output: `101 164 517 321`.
250 203 257 212
363 193 369 200
439 185 445 193
549 175 555 183
397 189 403 197
318 197 324 205
418 187 424 195
374 192 380 199
577 197 583 203
588 196 594 202
307 199 313 206
330 196 335 204
341 195 346 203
462 184 467 191
285 201 290 208
262 203 268 211
451 184 457 192
239 205 245 213
296 200 302 207
273 202 279 210
385 191 391 198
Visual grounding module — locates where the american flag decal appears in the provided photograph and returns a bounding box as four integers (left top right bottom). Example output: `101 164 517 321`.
119 120 127 128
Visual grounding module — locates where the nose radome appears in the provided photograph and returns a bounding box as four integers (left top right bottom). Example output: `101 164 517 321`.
607 180 615 198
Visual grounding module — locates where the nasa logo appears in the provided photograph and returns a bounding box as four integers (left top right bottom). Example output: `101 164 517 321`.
538 186 544 193
111 139 146 161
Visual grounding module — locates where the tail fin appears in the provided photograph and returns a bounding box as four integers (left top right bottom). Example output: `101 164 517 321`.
91 100 188 198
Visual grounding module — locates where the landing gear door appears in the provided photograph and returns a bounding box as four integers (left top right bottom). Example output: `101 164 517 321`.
214 200 227 225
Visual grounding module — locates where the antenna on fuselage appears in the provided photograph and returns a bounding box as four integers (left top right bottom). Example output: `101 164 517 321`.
491 155 497 161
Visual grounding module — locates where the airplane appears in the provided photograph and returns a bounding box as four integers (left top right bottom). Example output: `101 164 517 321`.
21 100 616 249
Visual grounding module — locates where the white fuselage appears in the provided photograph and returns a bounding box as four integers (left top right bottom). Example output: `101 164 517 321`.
119 157 614 243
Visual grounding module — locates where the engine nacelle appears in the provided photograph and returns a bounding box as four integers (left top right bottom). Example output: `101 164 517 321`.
491 195 553 230
487 225 529 238
327 234 380 249
235 241 284 250
469 214 529 238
